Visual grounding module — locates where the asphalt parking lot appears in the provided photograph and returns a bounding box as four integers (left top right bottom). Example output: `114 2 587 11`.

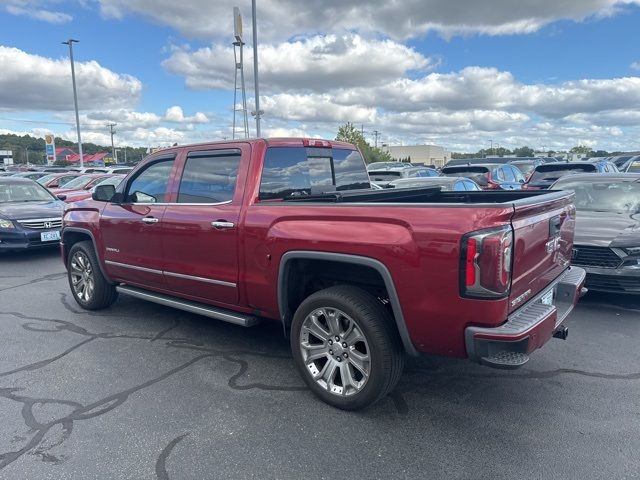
0 249 639 479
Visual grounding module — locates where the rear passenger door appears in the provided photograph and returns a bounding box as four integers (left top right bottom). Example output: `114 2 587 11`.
161 146 248 306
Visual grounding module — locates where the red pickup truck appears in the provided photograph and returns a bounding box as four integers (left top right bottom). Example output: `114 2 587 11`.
61 138 586 410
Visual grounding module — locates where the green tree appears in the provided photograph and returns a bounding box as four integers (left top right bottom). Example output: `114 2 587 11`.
514 146 535 157
570 145 593 155
335 122 392 164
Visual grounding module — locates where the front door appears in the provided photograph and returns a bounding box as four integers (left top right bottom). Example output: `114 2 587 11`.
100 157 176 289
161 147 245 306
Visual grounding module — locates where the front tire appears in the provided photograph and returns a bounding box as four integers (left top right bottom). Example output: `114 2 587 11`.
290 286 404 410
67 241 118 310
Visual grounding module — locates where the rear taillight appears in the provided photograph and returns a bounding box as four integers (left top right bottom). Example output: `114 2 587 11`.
460 225 513 299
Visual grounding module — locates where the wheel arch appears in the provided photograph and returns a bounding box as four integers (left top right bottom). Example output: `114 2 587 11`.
62 227 114 284
277 251 418 356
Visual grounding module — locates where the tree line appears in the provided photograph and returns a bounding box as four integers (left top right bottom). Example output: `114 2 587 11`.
0 133 148 164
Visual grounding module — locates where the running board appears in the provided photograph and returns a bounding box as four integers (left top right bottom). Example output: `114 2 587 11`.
116 285 260 327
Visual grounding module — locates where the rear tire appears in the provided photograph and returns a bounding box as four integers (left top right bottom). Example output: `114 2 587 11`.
290 285 404 410
67 241 118 310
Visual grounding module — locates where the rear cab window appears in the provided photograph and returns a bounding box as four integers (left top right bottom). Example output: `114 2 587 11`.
177 150 241 204
259 147 370 200
441 167 490 186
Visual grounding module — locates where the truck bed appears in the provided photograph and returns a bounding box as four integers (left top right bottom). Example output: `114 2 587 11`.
282 186 565 205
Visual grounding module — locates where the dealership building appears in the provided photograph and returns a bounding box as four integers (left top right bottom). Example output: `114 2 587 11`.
381 144 451 168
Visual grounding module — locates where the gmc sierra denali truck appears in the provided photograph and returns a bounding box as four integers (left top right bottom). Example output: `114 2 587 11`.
61 138 586 410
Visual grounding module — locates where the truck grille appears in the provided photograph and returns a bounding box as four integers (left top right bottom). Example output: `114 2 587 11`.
586 275 640 293
571 246 622 268
16 218 62 230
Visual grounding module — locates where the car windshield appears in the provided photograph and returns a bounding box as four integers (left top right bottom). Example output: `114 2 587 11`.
529 166 595 182
511 162 536 176
60 175 95 189
37 174 58 185
627 162 640 173
441 168 489 186
555 180 640 213
0 182 55 202
90 176 124 191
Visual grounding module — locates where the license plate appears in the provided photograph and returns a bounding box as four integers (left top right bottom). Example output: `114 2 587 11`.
541 289 554 306
40 231 61 242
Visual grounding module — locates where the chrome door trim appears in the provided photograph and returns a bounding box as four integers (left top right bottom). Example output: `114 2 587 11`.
104 260 163 275
164 270 237 288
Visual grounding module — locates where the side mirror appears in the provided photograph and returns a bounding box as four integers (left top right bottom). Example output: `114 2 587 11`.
92 184 116 202
56 194 67 201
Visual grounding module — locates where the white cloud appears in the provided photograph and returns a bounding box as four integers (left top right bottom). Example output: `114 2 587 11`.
98 0 640 40
4 1 72 24
162 34 432 92
163 105 209 123
632 61 640 70
0 46 142 111
261 94 376 123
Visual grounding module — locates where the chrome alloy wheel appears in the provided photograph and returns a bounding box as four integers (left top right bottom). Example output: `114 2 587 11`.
299 307 371 396
70 251 95 303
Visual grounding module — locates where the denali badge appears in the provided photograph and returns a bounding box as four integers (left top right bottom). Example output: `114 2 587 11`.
510 289 532 308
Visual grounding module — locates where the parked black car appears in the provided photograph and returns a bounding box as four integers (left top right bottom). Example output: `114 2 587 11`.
523 160 618 190
0 177 64 251
551 173 640 294
440 163 525 190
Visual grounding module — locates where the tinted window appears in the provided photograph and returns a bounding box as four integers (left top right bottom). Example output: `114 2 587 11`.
126 159 174 203
260 147 369 199
441 167 489 186
332 149 370 191
502 166 515 182
530 165 596 182
177 153 240 203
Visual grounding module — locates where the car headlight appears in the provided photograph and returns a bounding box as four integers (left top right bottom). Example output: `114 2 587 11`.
0 218 15 229
624 246 640 256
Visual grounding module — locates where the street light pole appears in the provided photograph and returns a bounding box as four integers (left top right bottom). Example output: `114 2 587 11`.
251 0 262 137
62 39 83 169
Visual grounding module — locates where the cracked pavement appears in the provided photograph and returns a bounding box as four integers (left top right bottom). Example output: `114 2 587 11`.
0 249 639 479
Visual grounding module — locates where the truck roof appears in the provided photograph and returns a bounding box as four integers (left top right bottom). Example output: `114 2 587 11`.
148 138 357 156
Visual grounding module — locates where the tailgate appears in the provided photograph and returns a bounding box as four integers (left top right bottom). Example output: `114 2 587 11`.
508 191 576 313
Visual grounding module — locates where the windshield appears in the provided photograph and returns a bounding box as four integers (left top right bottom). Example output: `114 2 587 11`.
37 174 58 185
60 175 95 189
90 176 125 192
511 162 536 176
0 182 56 202
441 168 489 186
627 162 640 173
529 166 595 183
555 179 640 213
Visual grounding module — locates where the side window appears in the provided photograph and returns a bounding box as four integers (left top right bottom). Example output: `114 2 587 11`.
454 181 465 191
125 159 174 203
511 166 525 182
494 167 506 182
502 166 516 182
332 149 370 191
177 152 241 203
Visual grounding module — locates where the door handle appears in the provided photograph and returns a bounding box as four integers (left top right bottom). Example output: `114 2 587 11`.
211 221 235 229
142 217 159 224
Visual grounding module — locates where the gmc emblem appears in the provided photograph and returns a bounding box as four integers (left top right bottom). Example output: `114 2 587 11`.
43 221 53 229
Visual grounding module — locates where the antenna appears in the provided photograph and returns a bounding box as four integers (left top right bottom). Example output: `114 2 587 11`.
232 7 249 139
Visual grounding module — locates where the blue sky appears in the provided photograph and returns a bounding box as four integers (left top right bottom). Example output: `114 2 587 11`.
1 0 640 152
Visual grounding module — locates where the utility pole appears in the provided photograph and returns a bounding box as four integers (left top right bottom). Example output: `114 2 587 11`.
372 130 380 148
24 146 29 166
62 39 83 168
251 0 262 137
489 139 493 157
107 123 117 163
